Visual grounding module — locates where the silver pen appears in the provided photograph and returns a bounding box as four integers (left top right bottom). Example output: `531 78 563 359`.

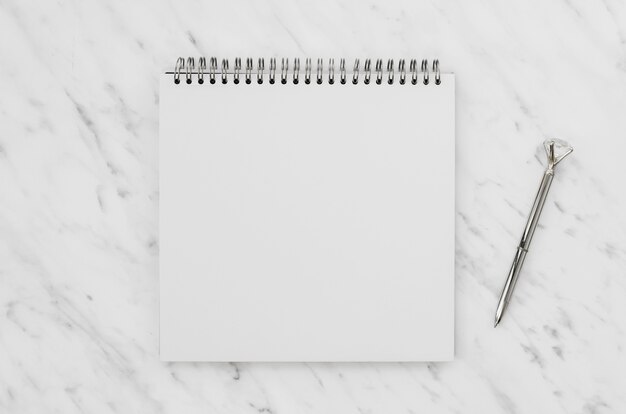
494 139 573 327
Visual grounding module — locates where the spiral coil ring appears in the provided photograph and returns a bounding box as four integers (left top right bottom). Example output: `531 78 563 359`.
281 58 288 84
316 58 323 84
257 58 264 84
374 59 382 85
269 58 276 84
174 57 184 84
221 59 229 84
185 57 195 84
198 57 206 84
305 58 312 84
421 59 429 85
245 58 253 84
171 57 442 86
209 58 217 84
234 58 241 84
364 59 371 84
433 59 441 85
340 59 346 84
293 58 300 84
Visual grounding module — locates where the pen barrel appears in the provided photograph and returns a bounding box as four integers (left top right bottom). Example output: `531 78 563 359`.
495 169 554 322
519 169 554 249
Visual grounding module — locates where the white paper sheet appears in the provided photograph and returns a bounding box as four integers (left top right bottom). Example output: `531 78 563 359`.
159 74 455 361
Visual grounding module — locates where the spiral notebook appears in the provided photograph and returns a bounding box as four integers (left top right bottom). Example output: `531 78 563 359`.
160 57 455 361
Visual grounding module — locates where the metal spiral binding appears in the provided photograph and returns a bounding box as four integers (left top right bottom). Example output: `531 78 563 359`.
171 57 442 86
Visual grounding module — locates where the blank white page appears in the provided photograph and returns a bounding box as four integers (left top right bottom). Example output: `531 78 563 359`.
160 73 455 361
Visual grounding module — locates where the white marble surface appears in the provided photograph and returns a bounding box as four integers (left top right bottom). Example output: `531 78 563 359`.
1 0 625 412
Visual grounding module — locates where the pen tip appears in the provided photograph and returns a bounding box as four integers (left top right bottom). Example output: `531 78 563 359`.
494 317 500 328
